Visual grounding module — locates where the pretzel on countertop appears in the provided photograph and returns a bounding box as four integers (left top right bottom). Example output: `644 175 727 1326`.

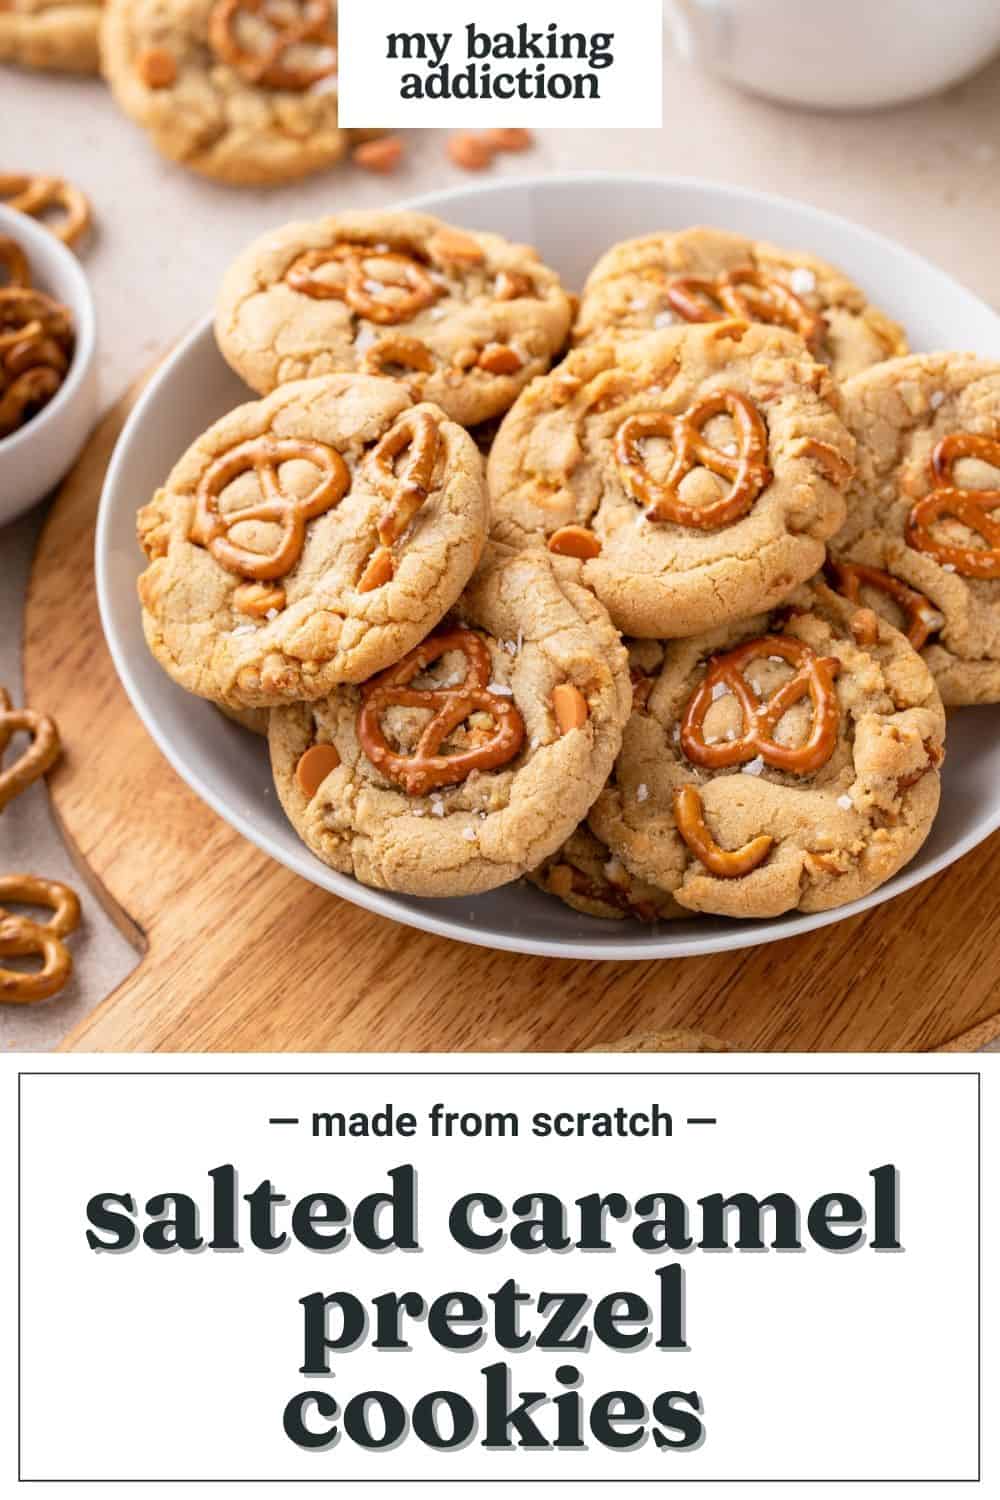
0 686 62 811
0 173 92 248
0 874 81 1005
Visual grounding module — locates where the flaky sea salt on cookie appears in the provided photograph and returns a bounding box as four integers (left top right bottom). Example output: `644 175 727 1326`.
268 545 632 898
829 352 1000 707
488 321 854 638
136 374 489 709
587 582 945 920
101 0 348 185
574 226 907 381
0 0 101 72
215 211 573 427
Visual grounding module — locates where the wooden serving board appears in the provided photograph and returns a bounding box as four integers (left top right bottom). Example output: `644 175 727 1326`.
22 374 1000 1054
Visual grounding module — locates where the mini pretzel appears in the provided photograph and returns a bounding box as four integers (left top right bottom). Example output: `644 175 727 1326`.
666 266 825 352
208 0 337 90
0 874 81 939
906 433 1000 578
680 634 842 775
673 785 774 878
287 243 439 325
828 560 944 650
616 390 772 528
361 335 435 379
0 366 62 438
0 286 74 346
0 173 91 247
0 235 30 289
367 410 442 547
357 627 525 796
0 686 61 810
191 437 350 580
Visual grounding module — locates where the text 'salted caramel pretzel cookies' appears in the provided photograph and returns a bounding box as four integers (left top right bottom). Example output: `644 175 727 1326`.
136 374 490 709
488 321 855 638
100 0 348 185
0 0 102 73
0 685 62 811
0 172 92 247
215 211 574 428
573 226 908 381
586 583 945 920
832 353 1000 706
268 545 632 898
0 874 81 1004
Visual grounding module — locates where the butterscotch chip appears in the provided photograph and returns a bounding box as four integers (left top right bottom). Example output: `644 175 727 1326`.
553 683 588 734
295 743 341 799
448 133 494 171
269 544 631 898
353 137 404 173
548 525 601 561
233 583 286 617
586 584 945 920
216 210 573 429
574 225 907 381
136 45 176 88
136 375 490 709
484 128 534 152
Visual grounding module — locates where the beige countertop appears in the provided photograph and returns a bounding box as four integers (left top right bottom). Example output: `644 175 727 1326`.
3 42 1000 1051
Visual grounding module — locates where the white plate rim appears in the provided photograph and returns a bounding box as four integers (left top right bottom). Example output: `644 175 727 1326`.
95 171 1000 961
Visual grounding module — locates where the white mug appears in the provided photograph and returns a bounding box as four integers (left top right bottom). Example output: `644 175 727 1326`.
666 0 1000 110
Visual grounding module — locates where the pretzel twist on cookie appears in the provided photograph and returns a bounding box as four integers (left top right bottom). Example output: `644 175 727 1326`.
906 433 1000 578
680 634 842 775
673 785 774 878
616 390 772 529
208 0 338 90
666 266 825 352
287 244 440 324
191 437 350 580
828 560 944 650
357 627 525 796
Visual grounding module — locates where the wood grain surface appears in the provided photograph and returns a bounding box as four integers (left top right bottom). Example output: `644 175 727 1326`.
21 378 1000 1054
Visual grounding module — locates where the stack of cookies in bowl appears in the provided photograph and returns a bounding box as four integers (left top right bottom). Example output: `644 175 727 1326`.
136 213 1000 926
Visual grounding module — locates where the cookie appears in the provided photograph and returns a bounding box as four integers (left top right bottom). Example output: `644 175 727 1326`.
574 226 907 381
215 211 573 427
587 581 945 919
829 353 1000 707
488 321 854 638
217 703 269 735
530 825 683 922
268 545 632 898
100 0 347 185
136 375 489 709
0 0 101 71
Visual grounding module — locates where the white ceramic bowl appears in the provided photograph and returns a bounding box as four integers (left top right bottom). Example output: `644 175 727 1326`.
0 203 98 525
96 173 1000 960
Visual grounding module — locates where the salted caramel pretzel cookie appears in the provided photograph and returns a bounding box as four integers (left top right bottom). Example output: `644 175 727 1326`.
100 0 347 185
587 581 945 920
574 226 907 381
0 0 101 72
530 824 683 922
829 353 1000 707
136 375 489 709
268 545 631 898
489 321 854 638
215 211 573 427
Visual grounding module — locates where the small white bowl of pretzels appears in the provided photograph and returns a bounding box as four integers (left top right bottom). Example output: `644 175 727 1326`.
0 201 97 525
